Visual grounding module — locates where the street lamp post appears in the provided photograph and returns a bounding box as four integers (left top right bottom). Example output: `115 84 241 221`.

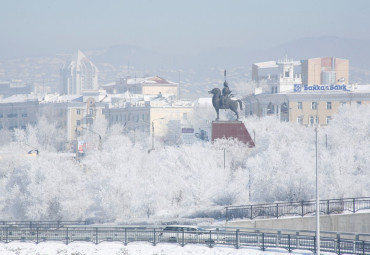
82 126 102 151
315 125 320 255
151 121 155 151
75 127 78 161
149 118 164 153
315 89 327 255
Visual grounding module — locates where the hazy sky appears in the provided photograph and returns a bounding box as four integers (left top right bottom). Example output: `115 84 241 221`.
1 0 370 59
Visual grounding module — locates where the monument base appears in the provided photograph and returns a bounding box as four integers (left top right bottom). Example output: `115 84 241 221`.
211 121 255 147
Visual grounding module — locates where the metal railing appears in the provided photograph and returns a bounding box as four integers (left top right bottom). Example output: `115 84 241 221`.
0 221 88 229
225 197 370 221
0 226 369 254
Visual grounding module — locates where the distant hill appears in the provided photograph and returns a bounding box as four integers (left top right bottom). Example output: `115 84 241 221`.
0 36 369 99
92 36 370 77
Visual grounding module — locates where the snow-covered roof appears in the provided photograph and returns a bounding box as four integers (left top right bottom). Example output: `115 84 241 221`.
0 94 39 103
127 76 177 85
253 61 278 68
254 60 301 68
41 94 83 103
194 97 212 107
352 84 370 92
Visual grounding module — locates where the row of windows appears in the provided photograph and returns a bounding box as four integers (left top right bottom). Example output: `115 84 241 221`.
297 115 332 125
112 113 150 123
76 119 94 126
76 109 95 115
0 113 28 118
297 101 362 110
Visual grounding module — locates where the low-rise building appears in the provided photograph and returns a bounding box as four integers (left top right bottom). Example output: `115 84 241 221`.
0 94 39 130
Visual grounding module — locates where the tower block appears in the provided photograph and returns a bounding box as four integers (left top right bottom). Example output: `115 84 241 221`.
211 121 255 148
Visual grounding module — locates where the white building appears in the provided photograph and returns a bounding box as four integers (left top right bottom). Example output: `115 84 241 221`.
60 50 99 95
252 56 302 93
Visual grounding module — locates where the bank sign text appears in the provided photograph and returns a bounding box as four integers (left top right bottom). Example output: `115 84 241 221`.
294 84 348 92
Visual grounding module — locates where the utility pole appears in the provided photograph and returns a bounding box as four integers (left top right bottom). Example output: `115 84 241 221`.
315 126 320 255
151 121 155 151
75 127 78 162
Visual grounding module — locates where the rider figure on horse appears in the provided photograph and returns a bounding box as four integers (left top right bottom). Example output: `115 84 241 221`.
221 81 231 108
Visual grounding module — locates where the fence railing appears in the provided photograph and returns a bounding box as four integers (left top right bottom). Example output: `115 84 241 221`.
225 197 370 221
0 226 369 254
0 221 88 229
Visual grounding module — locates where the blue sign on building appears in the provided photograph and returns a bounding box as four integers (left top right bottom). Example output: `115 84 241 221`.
294 84 349 92
294 84 302 92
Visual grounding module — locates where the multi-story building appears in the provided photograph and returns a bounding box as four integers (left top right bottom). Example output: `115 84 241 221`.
39 95 105 151
252 56 302 93
244 85 370 126
106 98 151 134
103 76 179 99
247 56 358 126
149 97 193 137
0 80 33 97
301 57 349 86
0 95 39 130
59 50 99 95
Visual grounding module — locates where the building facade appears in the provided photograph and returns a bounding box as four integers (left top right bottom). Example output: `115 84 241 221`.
0 98 39 130
244 87 370 126
103 76 179 99
60 50 99 95
301 57 349 86
106 100 151 134
252 57 302 93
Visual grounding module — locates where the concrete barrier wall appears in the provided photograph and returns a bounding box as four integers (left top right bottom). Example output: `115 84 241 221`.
227 212 370 233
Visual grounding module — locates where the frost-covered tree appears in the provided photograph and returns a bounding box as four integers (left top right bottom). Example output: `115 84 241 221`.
0 104 368 222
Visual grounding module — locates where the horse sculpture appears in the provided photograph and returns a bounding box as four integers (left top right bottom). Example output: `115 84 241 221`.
208 88 243 121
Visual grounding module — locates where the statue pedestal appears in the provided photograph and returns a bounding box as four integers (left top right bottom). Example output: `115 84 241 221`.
211 121 255 147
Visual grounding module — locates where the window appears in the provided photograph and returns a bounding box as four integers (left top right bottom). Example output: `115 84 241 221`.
309 116 314 125
357 101 362 105
22 113 28 118
311 102 317 110
76 120 80 126
326 116 332 124
77 109 80 115
297 116 303 125
7 113 17 118
89 109 94 115
315 116 319 124
297 102 302 110
285 71 290 78
326 102 332 110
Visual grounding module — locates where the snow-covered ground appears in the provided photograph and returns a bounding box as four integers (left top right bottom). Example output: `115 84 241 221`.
0 241 316 255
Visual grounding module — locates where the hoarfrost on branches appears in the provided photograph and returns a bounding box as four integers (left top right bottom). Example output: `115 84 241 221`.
0 104 368 222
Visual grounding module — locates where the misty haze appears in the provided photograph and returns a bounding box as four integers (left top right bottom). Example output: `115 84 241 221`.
0 1 370 255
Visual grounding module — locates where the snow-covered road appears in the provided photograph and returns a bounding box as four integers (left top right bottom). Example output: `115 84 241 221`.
0 241 316 255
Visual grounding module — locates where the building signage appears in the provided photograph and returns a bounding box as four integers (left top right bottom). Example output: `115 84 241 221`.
294 84 348 92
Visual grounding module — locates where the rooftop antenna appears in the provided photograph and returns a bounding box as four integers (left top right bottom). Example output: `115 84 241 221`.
224 69 227 82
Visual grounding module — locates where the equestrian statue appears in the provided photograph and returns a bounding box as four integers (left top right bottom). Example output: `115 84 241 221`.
208 72 243 121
